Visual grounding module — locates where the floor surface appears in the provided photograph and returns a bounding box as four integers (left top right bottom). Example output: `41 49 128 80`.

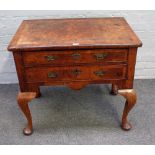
0 79 154 144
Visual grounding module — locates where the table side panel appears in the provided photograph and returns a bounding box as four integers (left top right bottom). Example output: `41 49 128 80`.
13 52 28 91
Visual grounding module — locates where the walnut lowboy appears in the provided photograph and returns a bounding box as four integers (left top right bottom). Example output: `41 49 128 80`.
8 18 142 135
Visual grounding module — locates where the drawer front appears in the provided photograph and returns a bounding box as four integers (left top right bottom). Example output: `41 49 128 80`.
25 65 126 82
90 65 126 80
25 66 90 82
23 49 128 66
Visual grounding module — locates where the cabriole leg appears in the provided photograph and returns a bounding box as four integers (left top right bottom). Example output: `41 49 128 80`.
118 89 137 131
111 84 118 95
17 92 36 135
36 88 41 98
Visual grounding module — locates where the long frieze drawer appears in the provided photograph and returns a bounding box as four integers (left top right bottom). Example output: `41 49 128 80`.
25 65 127 82
25 66 91 82
23 49 128 66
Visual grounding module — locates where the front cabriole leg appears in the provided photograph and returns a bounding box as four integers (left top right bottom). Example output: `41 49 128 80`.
17 92 36 135
118 89 137 131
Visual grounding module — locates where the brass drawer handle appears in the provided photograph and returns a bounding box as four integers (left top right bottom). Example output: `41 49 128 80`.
72 53 81 60
71 69 82 76
94 53 108 60
48 72 57 78
44 55 57 61
94 70 105 77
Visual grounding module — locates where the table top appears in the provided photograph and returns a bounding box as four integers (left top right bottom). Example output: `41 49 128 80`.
8 17 142 52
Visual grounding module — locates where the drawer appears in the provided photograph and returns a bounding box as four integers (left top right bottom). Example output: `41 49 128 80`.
25 65 126 82
25 66 90 82
90 65 126 80
23 49 128 66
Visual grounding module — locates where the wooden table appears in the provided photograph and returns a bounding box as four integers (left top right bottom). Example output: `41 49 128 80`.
8 17 142 135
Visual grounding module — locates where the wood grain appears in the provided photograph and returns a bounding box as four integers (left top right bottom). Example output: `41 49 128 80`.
8 18 142 52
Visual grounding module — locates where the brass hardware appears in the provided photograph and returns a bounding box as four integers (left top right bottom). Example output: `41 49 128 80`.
71 69 81 76
72 53 81 60
94 53 108 60
44 55 57 61
94 70 105 77
48 72 57 78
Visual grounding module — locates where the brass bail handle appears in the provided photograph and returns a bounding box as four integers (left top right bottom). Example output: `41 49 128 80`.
94 70 105 77
72 53 81 60
45 55 57 61
94 53 108 60
48 72 57 78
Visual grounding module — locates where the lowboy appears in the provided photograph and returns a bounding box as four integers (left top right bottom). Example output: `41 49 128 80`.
8 17 142 135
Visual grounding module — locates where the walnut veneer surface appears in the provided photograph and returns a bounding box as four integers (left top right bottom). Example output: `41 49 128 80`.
8 17 142 135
